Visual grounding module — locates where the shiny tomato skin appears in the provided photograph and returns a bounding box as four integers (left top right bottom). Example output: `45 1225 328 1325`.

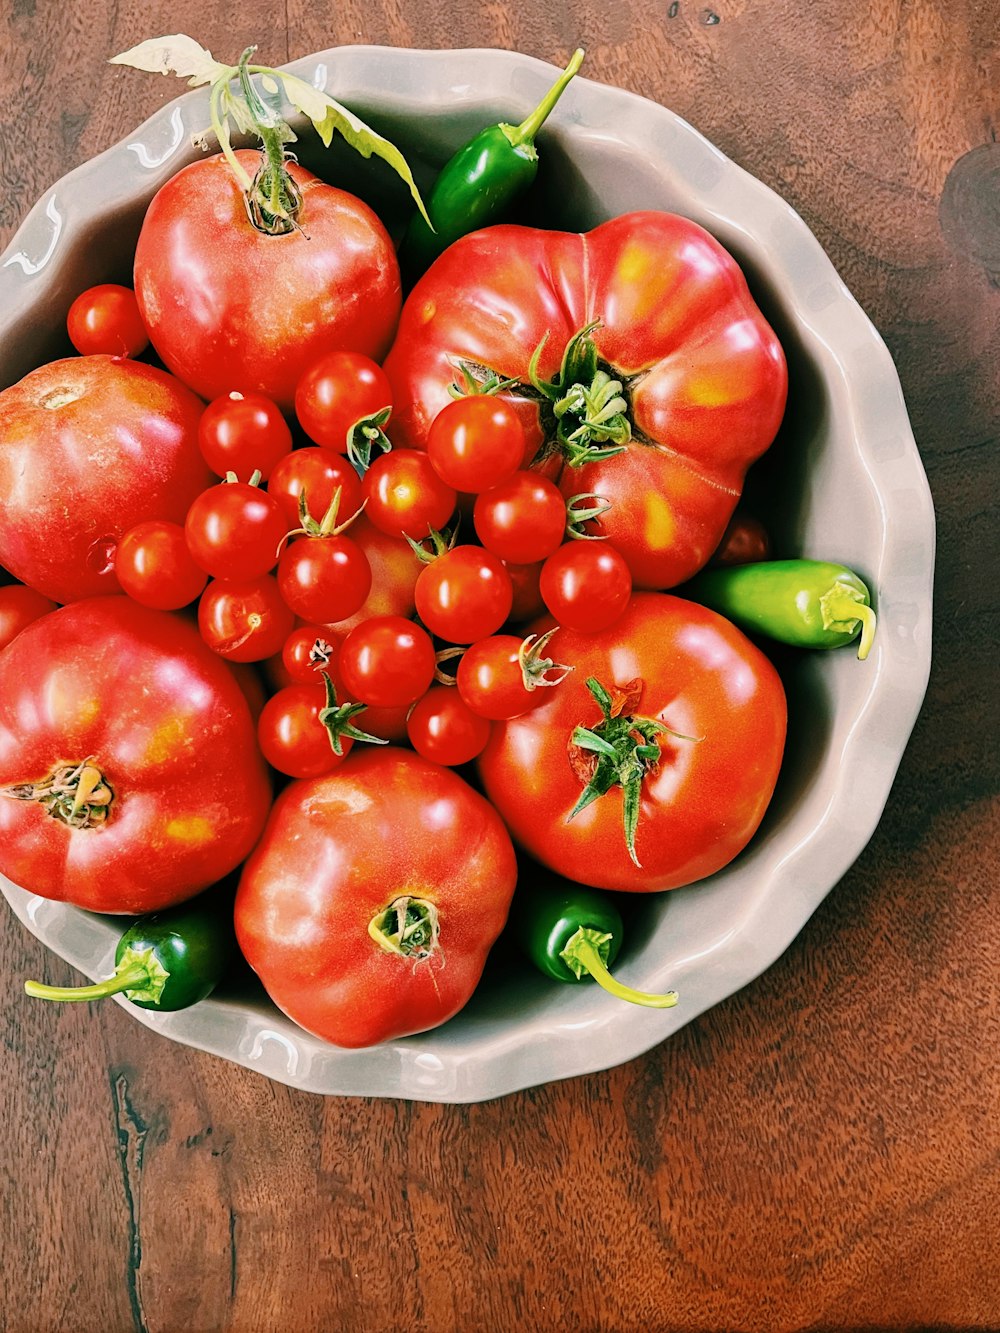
539 541 632 631
362 449 457 540
0 598 271 913
473 470 566 564
456 634 552 722
198 575 295 663
478 593 787 892
134 151 401 412
383 213 787 588
338 615 436 708
414 546 513 644
295 351 392 451
406 686 492 766
234 747 517 1047
0 356 212 603
66 284 149 358
198 391 293 481
281 624 341 684
276 535 372 623
320 516 420 636
0 586 59 651
256 682 351 780
426 396 525 493
266 447 364 529
184 482 287 580
115 519 208 610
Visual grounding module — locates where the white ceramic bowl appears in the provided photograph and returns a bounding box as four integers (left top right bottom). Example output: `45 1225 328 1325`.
0 46 934 1101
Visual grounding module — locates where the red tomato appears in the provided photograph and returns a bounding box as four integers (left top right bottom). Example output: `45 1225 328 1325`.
539 541 632 631
0 586 58 651
257 681 354 780
134 151 401 412
339 615 436 708
0 356 212 603
473 470 566 564
504 560 546 622
478 593 787 892
414 546 513 644
456 632 569 721
320 516 421 636
115 519 208 610
198 575 295 662
277 535 371 623
235 747 517 1047
66 284 149 358
281 624 341 684
267 447 363 529
383 213 787 588
406 687 492 766
0 598 271 913
295 351 392 454
426 397 525 493
198 392 293 481
362 449 457 539
710 510 772 566
185 479 288 580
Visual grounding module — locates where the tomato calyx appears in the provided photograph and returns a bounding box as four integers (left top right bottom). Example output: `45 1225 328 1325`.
528 322 632 467
317 674 386 757
564 492 612 540
518 629 573 692
368 895 441 960
405 523 459 566
346 406 393 471
448 362 523 400
282 485 365 551
2 757 114 829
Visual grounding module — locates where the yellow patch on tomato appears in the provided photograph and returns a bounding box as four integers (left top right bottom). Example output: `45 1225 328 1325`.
143 716 191 765
683 371 740 409
644 493 675 552
164 815 214 846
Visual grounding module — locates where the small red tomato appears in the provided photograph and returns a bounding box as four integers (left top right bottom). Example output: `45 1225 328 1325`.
339 615 436 707
115 520 207 610
66 284 149 358
0 585 58 651
321 515 421 636
198 391 293 481
540 542 632 631
414 546 513 644
267 447 364 529
710 510 772 567
426 397 525 494
295 351 392 459
198 575 295 662
456 631 570 721
474 471 566 564
281 624 342 683
277 535 371 624
407 686 492 766
362 449 456 539
185 480 287 580
504 560 546 622
257 681 353 779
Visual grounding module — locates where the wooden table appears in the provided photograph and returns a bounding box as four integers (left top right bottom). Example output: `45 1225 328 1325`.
1 3 997 1329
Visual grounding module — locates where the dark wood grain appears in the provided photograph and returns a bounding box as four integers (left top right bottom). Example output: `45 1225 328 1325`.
2 2 998 1330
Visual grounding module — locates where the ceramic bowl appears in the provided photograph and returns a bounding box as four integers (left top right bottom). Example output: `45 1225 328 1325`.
0 46 934 1102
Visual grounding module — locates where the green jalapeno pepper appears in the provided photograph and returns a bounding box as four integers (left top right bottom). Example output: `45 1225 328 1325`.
399 48 584 280
517 877 678 1009
24 897 235 1012
684 558 877 660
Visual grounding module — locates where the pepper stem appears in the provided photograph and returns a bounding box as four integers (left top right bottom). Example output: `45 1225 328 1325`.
821 585 878 661
24 946 169 1006
503 48 585 150
561 929 678 1009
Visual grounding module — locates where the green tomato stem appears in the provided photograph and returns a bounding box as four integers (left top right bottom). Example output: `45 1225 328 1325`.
561 930 678 1008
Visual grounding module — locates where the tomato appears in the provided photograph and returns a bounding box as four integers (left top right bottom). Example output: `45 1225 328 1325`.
295 351 392 458
235 747 517 1047
277 534 371 623
198 575 295 662
539 541 632 631
0 598 271 913
267 447 364 529
504 560 546 622
473 471 566 564
709 510 772 567
414 546 513 644
406 687 492 766
339 615 436 708
134 151 401 412
281 624 341 684
320 516 421 636
0 586 58 651
115 520 208 610
478 593 787 892
184 478 287 581
0 355 212 603
383 212 787 588
456 631 570 721
66 284 149 358
426 396 525 493
198 391 293 481
256 681 357 780
362 449 457 540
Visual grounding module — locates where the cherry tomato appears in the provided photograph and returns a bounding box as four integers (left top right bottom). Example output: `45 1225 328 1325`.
456 633 562 721
339 615 436 707
281 624 341 683
426 397 525 494
277 535 371 623
66 284 149 358
257 682 353 780
414 546 513 644
115 520 208 611
362 449 456 539
540 542 632 631
198 575 295 662
321 516 421 636
198 392 293 481
185 480 287 580
295 351 392 454
504 560 546 622
0 585 58 651
267 447 364 529
406 686 492 766
710 510 772 567
474 471 566 564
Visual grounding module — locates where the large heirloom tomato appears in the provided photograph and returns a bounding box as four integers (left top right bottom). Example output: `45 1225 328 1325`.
383 212 787 589
477 593 787 892
0 356 211 603
135 151 401 412
235 748 517 1047
0 599 271 914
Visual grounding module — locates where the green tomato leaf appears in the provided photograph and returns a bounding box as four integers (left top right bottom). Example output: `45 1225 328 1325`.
109 34 231 88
